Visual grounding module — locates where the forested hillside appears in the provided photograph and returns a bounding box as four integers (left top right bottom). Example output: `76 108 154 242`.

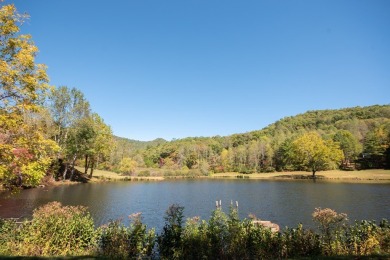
110 105 390 175
107 137 166 170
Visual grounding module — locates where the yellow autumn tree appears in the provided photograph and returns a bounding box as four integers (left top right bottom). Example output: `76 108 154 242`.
119 157 138 175
0 3 58 187
290 132 344 177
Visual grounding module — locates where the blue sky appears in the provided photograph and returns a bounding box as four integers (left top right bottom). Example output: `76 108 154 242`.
9 0 390 141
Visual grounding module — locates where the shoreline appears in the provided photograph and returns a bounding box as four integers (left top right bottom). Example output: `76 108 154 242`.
86 168 390 184
210 169 390 183
3 169 388 191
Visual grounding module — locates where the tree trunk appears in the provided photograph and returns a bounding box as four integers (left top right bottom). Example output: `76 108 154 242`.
96 156 99 169
312 169 316 178
70 154 77 181
84 155 89 175
89 159 95 178
62 162 68 180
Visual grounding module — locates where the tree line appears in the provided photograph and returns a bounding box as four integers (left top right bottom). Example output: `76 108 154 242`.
113 105 389 177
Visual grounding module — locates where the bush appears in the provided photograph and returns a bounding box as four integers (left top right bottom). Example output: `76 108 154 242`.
98 213 155 259
119 157 138 175
264 166 276 173
0 219 23 255
181 216 209 258
1 203 389 258
163 170 175 177
20 201 97 256
138 170 150 177
282 224 321 257
0 202 97 256
239 167 255 174
157 204 185 259
312 207 348 255
343 219 390 256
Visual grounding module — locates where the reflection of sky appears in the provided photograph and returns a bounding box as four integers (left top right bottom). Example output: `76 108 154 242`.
0 180 389 232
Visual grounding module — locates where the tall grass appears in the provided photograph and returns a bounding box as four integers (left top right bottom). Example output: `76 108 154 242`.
0 202 389 258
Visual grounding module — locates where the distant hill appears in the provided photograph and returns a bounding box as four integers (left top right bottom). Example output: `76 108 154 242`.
109 105 389 173
108 136 166 167
258 104 390 138
230 104 390 146
114 136 167 151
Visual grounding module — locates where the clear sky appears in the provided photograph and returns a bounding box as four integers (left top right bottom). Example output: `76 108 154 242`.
9 0 390 141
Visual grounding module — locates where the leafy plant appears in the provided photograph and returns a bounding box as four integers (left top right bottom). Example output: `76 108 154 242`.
98 213 155 259
312 207 348 255
157 204 184 259
20 201 96 256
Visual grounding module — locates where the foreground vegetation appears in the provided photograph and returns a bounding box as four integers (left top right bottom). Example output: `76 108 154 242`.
0 202 389 258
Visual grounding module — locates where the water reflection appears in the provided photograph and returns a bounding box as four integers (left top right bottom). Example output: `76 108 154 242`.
0 179 389 231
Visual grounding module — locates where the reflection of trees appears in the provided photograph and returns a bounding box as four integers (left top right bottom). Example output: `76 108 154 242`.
1 181 388 233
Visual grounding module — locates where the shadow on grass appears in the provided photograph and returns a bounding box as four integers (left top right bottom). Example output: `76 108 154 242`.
274 174 325 180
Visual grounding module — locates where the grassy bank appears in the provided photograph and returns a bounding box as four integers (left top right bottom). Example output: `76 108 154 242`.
76 167 390 183
212 169 390 182
75 167 164 182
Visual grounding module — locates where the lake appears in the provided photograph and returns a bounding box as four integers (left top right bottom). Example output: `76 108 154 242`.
0 179 389 231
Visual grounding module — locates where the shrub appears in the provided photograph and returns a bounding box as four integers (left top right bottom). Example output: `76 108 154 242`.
207 208 229 258
1 203 389 258
119 157 138 175
138 170 150 177
282 224 321 258
245 221 283 259
379 219 390 255
344 220 385 256
163 170 174 177
312 207 348 255
0 219 23 255
264 166 276 173
20 201 96 256
158 204 185 259
181 216 209 258
239 167 255 174
188 169 202 177
98 213 155 259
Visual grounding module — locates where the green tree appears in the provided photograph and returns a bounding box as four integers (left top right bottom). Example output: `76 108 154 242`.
65 115 95 180
83 113 113 177
274 137 295 171
289 132 344 177
47 86 90 150
119 157 138 175
362 123 390 168
234 145 247 172
47 86 91 179
158 204 185 259
48 87 113 179
333 130 362 168
364 123 390 156
220 148 231 172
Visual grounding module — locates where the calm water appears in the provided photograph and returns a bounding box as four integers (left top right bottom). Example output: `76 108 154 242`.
0 179 389 231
